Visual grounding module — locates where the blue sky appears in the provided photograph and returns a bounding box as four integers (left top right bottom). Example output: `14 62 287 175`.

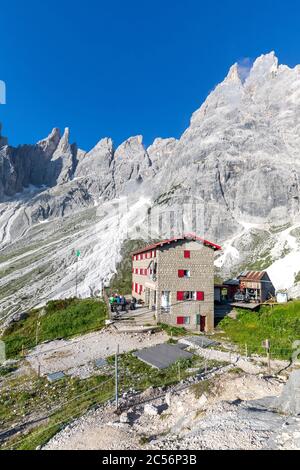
1 0 300 150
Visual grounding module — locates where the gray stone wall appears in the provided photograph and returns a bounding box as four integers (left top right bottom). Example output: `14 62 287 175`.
156 240 214 332
132 240 215 331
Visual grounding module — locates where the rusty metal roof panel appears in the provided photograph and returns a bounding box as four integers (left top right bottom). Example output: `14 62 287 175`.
239 271 266 281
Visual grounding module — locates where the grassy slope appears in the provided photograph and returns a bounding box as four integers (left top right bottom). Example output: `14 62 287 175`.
2 298 107 358
218 301 300 359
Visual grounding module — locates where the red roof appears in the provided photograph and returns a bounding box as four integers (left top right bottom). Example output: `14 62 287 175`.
239 271 268 281
131 233 222 255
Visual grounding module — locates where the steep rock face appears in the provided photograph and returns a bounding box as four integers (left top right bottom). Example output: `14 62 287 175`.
74 138 115 199
0 127 79 198
113 135 154 194
147 137 178 172
0 123 8 147
43 128 77 186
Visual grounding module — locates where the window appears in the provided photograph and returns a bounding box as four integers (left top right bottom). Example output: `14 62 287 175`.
177 291 196 301
197 291 204 301
178 269 190 278
161 291 170 311
184 291 196 300
177 316 190 325
184 250 190 258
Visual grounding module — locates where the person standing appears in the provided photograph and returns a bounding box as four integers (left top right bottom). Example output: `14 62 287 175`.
109 295 115 313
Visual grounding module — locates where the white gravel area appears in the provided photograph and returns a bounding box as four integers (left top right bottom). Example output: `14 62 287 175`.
26 328 168 378
43 371 295 451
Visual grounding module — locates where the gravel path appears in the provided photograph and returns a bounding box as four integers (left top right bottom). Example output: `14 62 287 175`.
26 329 168 378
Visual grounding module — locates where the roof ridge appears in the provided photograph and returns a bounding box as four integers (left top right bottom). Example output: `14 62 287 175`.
131 234 221 255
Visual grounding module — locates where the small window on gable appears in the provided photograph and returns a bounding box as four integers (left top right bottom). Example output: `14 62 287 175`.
184 250 190 258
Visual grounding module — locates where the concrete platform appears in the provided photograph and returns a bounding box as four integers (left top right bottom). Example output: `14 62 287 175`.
230 302 260 310
133 343 193 369
179 336 218 349
47 371 65 382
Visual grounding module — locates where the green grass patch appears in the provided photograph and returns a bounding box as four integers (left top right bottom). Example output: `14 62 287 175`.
157 323 187 337
0 364 18 376
0 372 114 450
217 301 300 360
191 379 215 399
1 298 108 358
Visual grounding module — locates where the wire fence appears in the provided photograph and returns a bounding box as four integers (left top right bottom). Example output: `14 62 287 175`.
0 355 215 450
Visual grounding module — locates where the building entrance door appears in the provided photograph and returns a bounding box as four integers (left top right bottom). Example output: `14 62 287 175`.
200 315 206 332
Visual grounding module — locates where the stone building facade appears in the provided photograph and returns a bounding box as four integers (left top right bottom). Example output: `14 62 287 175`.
131 234 221 332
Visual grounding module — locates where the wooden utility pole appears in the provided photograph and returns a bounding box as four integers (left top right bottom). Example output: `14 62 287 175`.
75 250 80 298
115 344 119 411
35 320 41 346
267 344 271 375
262 339 271 374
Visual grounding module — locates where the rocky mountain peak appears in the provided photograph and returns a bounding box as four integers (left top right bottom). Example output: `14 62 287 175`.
249 51 278 76
0 122 8 147
37 127 61 157
225 63 242 83
56 127 71 154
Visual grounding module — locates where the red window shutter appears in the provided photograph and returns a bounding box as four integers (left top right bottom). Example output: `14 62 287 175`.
197 291 204 301
178 269 184 278
184 250 190 258
177 291 184 301
177 316 184 325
